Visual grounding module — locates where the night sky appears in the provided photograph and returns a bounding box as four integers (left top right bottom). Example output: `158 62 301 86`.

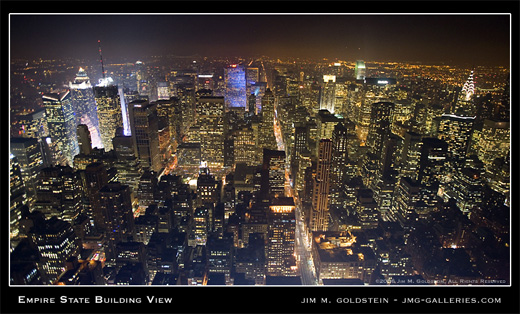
9 13 511 66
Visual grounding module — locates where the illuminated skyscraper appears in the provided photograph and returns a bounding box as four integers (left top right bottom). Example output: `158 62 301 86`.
128 100 161 172
436 114 475 161
259 89 277 150
94 84 123 151
196 96 225 167
477 119 510 167
10 137 44 204
42 91 79 166
69 67 102 148
31 217 81 284
355 60 366 80
320 75 336 114
262 149 286 200
225 64 247 109
310 139 333 232
267 197 296 276
10 154 26 240
452 70 476 116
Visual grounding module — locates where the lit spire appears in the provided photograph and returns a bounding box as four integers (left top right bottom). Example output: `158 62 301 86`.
461 70 475 101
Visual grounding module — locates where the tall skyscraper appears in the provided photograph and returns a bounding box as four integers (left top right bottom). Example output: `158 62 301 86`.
262 149 286 200
266 197 296 276
436 114 475 161
128 100 161 172
452 70 476 116
30 217 81 284
69 67 102 149
94 84 123 151
10 137 44 204
42 91 79 166
310 139 333 232
258 89 277 150
225 64 247 110
320 75 336 114
196 96 225 167
355 60 366 80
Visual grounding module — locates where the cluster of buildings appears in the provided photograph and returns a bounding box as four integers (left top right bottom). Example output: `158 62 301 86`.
9 56 510 286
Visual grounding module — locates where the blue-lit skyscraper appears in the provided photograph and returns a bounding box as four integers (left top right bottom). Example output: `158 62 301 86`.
225 64 246 110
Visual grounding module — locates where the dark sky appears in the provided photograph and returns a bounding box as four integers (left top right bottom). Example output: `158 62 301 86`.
9 14 511 66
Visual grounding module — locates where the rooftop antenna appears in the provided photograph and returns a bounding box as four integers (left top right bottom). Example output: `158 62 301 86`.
98 40 106 80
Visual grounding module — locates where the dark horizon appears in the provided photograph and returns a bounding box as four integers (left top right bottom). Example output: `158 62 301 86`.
9 14 511 67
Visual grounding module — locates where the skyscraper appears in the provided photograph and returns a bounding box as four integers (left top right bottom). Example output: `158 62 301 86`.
94 84 123 151
10 137 44 204
225 64 247 110
355 60 366 80
310 139 333 232
196 96 225 167
69 67 101 148
267 197 296 276
42 91 79 166
128 100 161 172
262 149 286 200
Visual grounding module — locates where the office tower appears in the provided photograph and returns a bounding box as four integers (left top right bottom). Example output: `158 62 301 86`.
137 170 158 208
112 128 143 194
99 183 136 258
355 60 366 80
476 119 510 167
418 138 450 189
42 91 79 166
366 102 395 156
320 75 336 114
444 168 483 214
33 166 82 224
128 100 161 172
157 82 170 100
84 162 109 232
69 67 101 148
266 197 296 276
310 139 333 232
453 70 476 116
196 166 219 208
400 131 423 180
315 109 343 151
355 188 380 229
247 93 257 116
291 123 309 181
76 124 92 155
225 64 247 109
94 84 123 151
30 216 81 284
10 137 44 204
330 123 349 208
391 177 421 228
262 149 286 200
15 108 47 139
233 125 257 166
196 96 225 167
436 114 475 161
10 154 26 239
259 88 277 150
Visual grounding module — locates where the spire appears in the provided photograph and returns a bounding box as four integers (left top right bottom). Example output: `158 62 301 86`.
461 70 475 101
98 39 106 80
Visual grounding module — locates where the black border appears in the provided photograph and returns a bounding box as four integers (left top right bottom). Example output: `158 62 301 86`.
2 1 519 313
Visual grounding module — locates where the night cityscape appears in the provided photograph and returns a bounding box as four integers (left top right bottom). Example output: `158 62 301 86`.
8 12 512 290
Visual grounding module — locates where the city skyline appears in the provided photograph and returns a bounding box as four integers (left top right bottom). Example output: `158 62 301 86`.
9 13 511 66
4 4 517 314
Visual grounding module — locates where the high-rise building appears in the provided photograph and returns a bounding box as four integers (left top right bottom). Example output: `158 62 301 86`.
259 89 277 150
42 91 79 166
128 100 161 172
33 166 82 224
196 96 225 167
436 114 475 161
453 70 476 116
225 64 247 110
418 138 450 189
310 139 333 232
10 154 26 240
262 149 286 200
477 119 510 167
99 182 135 258
30 216 81 284
355 60 366 80
94 84 123 151
266 197 296 276
320 75 336 114
69 67 102 148
10 137 44 204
